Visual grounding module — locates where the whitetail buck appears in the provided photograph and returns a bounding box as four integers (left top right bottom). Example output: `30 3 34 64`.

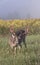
9 25 18 53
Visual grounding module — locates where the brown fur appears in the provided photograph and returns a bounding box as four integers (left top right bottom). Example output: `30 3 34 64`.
8 35 18 53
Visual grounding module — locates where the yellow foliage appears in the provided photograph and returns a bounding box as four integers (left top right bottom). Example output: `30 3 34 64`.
0 19 40 28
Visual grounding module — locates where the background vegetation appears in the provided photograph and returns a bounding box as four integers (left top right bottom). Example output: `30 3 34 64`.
0 19 40 35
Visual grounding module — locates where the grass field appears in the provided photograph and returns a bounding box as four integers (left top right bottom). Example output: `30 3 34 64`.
0 34 40 65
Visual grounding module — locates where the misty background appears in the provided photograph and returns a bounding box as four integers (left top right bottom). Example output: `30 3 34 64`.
0 0 40 19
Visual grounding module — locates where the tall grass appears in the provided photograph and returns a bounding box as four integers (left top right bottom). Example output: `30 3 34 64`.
0 35 40 65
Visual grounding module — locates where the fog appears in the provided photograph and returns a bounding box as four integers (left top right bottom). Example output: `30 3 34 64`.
0 0 40 19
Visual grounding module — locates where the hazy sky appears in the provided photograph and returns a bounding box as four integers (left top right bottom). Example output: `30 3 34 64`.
0 0 40 19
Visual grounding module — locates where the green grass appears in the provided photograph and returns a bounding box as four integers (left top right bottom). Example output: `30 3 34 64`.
0 34 40 65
